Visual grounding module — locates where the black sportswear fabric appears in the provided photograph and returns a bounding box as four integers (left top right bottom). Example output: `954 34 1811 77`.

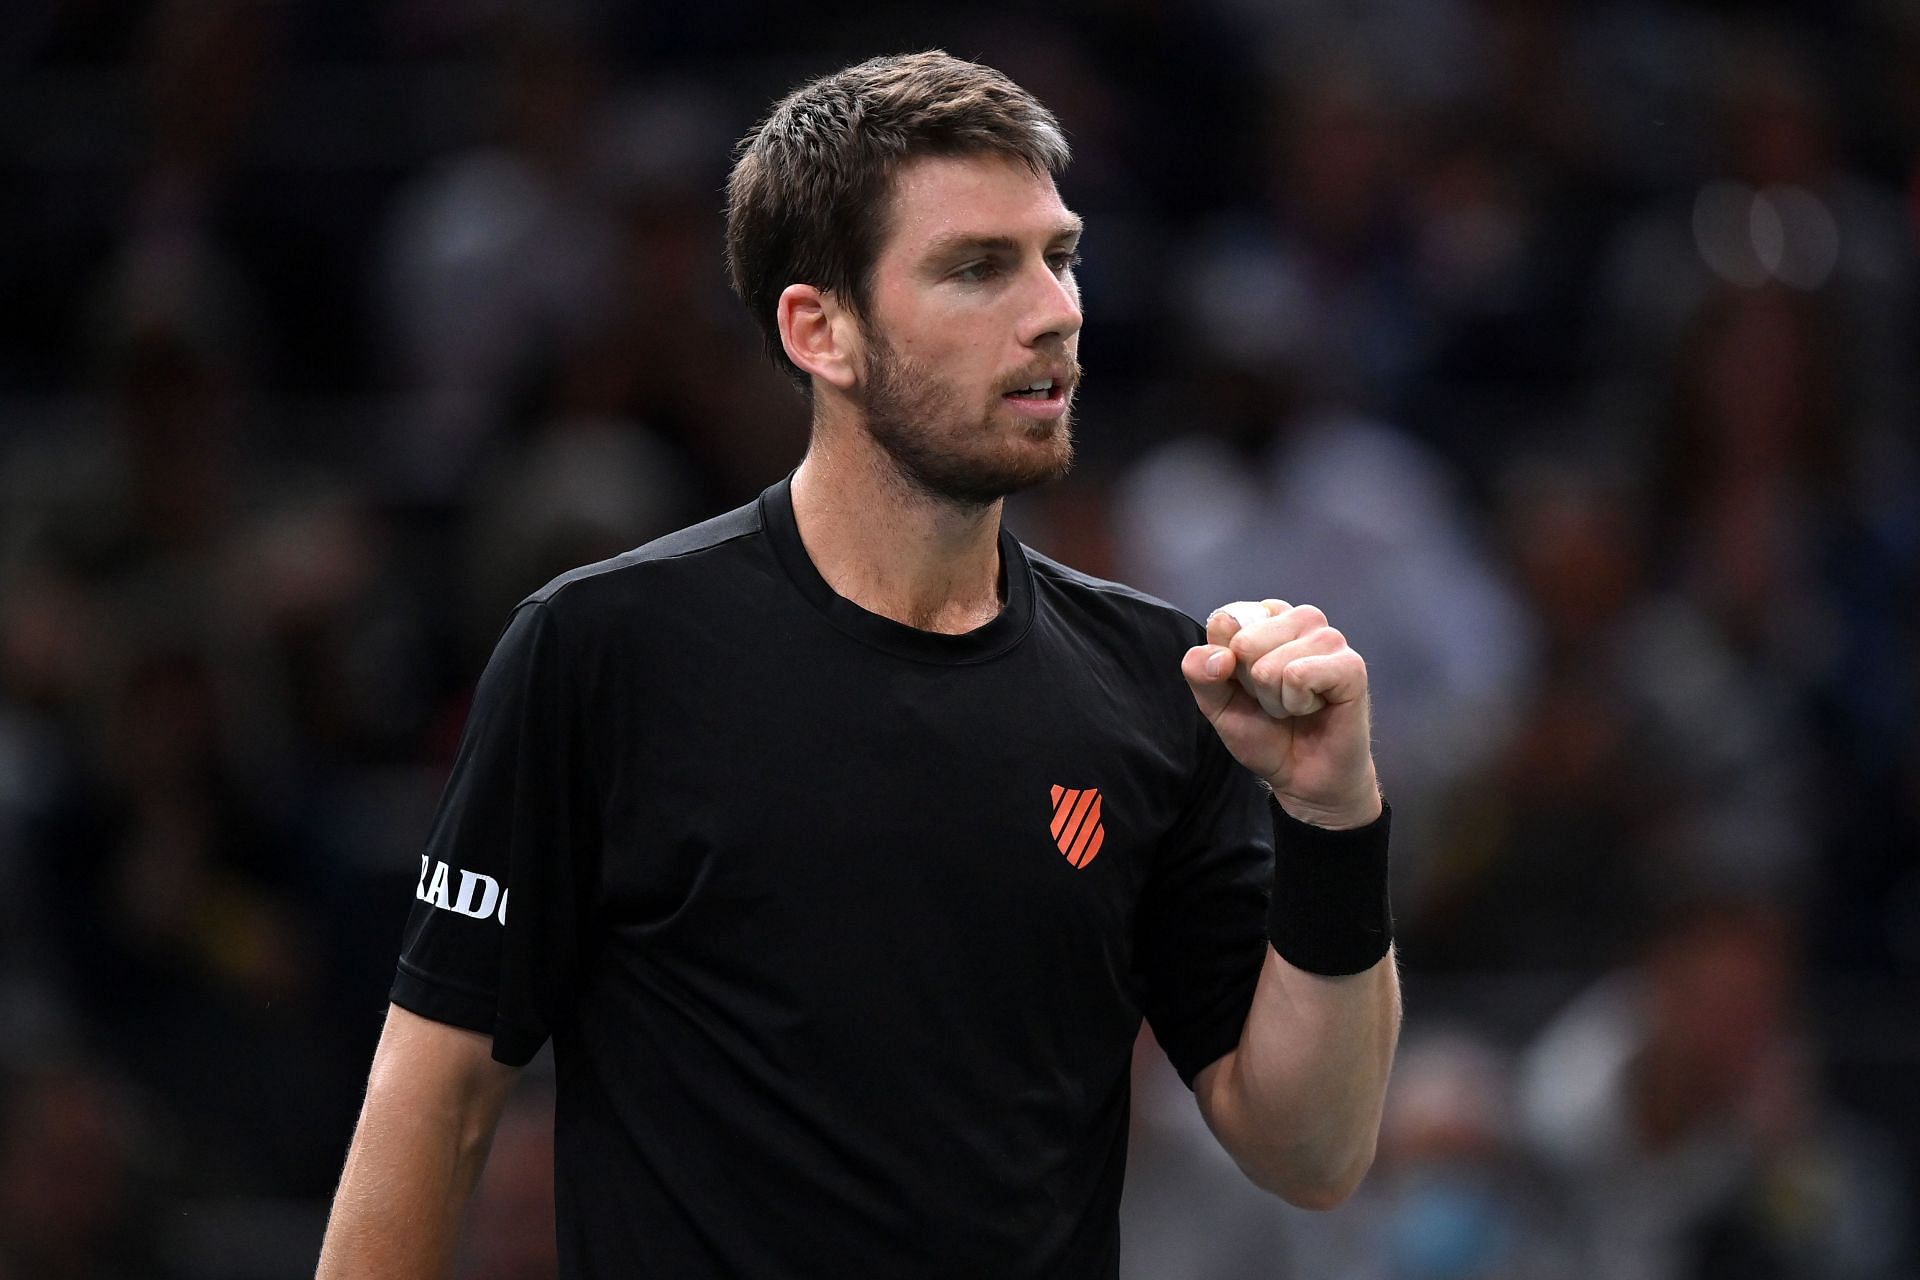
391 475 1276 1278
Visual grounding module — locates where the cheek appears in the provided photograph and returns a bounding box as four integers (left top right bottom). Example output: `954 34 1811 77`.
898 306 983 356
906 332 994 391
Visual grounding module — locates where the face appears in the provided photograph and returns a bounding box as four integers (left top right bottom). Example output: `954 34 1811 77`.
850 153 1084 507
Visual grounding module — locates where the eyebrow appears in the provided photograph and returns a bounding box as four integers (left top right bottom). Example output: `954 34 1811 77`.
921 218 1085 263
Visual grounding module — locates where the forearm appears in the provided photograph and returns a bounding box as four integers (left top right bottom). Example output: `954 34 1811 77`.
1202 944 1400 1208
1194 796 1400 1208
316 1007 517 1278
1183 602 1401 1206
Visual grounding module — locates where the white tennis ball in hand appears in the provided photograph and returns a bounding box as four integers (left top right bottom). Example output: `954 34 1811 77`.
1219 601 1270 634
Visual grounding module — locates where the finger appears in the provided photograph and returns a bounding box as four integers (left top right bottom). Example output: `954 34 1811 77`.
1205 600 1270 647
1181 644 1238 719
1229 602 1328 666
1247 626 1347 691
1280 672 1327 718
1278 651 1368 713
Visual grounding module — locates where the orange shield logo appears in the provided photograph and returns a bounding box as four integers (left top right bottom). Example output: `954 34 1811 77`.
1049 785 1105 868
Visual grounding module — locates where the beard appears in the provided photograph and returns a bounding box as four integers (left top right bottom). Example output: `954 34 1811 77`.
857 331 1077 509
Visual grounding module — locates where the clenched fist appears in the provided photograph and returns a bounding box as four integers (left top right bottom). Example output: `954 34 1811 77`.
1181 599 1382 831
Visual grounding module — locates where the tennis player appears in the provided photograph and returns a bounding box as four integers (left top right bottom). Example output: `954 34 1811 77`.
318 50 1398 1278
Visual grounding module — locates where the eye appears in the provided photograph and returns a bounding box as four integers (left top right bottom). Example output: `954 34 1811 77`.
953 259 1001 284
1048 250 1083 275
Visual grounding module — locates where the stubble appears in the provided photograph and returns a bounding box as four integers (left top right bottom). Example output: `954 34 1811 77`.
859 331 1077 509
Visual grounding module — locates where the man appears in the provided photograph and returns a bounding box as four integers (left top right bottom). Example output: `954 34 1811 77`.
318 51 1399 1277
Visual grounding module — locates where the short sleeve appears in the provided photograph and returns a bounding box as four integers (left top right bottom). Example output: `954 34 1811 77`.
390 600 594 1066
1132 724 1274 1089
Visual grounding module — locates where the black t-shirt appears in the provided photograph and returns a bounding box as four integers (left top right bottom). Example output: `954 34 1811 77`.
392 476 1273 1277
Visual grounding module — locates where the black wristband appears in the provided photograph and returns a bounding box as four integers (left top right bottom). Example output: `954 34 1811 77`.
1266 796 1393 976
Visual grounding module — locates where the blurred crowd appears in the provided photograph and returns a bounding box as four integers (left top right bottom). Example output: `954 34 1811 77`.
1 0 1916 1276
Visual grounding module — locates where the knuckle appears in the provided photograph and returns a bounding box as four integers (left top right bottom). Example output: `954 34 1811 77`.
1231 625 1273 657
1290 603 1328 630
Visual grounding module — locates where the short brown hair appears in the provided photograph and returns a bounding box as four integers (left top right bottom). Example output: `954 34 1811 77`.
725 51 1071 388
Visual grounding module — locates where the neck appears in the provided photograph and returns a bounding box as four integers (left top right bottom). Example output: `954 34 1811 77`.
789 421 1006 635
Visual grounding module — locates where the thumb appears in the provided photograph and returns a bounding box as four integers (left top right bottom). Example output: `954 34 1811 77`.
1181 644 1237 720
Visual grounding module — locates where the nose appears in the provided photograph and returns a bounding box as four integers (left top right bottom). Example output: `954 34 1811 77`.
1017 258 1083 349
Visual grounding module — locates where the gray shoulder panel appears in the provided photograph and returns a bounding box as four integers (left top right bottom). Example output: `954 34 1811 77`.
1022 545 1200 629
521 501 765 607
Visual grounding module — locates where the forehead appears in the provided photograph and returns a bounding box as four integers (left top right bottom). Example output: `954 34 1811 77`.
878 152 1078 259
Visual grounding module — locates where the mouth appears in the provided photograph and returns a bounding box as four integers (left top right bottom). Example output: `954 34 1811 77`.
999 370 1073 424
1000 369 1072 405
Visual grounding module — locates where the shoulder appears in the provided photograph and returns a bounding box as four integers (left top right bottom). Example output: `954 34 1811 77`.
1023 546 1205 649
1021 546 1219 770
519 500 769 621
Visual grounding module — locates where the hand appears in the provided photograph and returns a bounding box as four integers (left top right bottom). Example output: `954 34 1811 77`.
1181 599 1382 830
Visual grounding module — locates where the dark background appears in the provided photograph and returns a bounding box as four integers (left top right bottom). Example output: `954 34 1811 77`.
0 1 1916 1275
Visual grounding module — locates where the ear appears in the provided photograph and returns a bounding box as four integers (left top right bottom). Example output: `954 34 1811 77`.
777 284 861 392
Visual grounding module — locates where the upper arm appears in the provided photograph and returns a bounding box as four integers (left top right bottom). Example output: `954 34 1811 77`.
394 600 596 1066
365 1003 520 1133
1185 947 1280 1156
1132 730 1273 1090
317 1007 522 1276
1189 1043 1238 1135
